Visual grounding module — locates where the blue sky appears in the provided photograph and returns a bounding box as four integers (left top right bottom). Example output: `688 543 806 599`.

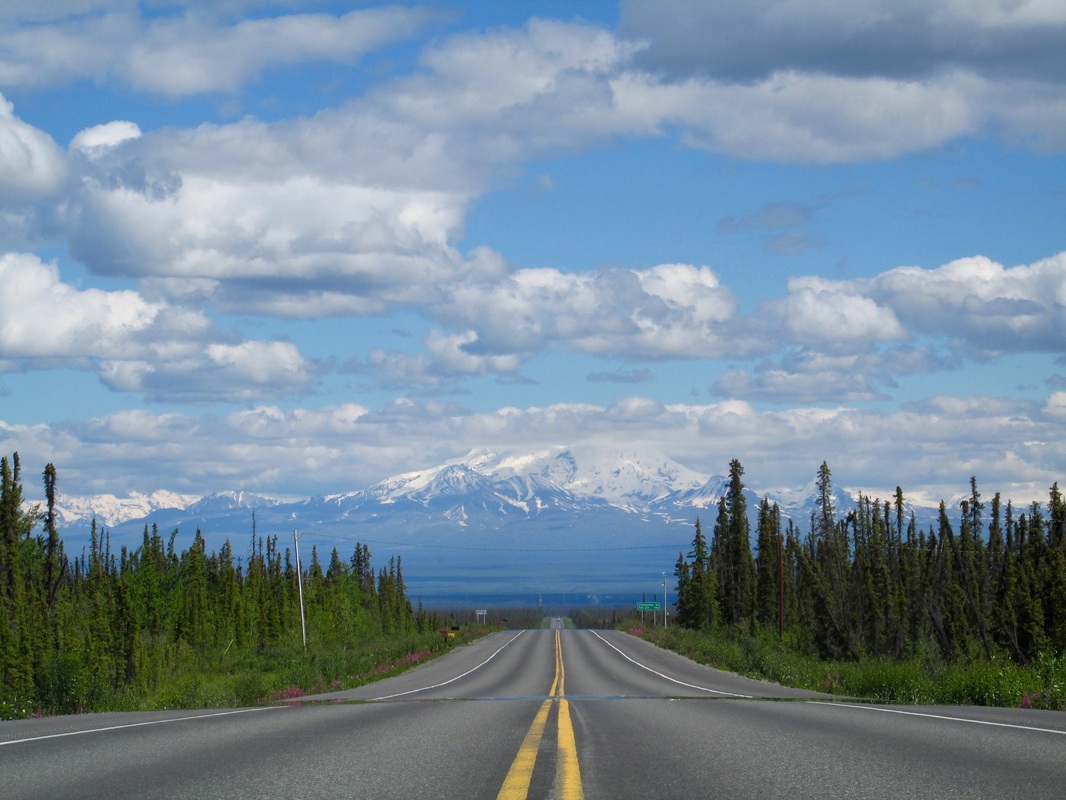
1 0 1065 508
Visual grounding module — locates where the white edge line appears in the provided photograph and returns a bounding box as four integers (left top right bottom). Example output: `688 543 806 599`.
371 630 527 701
0 706 282 747
590 630 751 698
810 701 1066 736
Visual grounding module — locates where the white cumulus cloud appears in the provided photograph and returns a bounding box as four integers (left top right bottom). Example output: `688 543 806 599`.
0 94 66 203
777 275 909 347
0 251 315 402
872 253 1066 353
433 263 738 362
70 120 142 152
0 252 162 358
0 6 439 95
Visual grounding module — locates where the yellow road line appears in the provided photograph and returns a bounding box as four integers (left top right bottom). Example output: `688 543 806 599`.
549 629 562 697
496 630 585 800
555 698 583 800
496 698 553 800
553 629 584 799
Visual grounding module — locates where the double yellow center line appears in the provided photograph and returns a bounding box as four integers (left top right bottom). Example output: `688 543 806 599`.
496 630 584 800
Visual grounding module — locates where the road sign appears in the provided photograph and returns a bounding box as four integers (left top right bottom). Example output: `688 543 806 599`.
637 601 661 611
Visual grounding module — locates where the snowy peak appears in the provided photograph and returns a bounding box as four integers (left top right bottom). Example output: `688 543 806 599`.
430 445 712 507
365 460 494 505
669 475 730 510
556 447 709 506
405 463 495 503
53 490 201 528
333 445 714 517
185 491 280 514
533 449 580 486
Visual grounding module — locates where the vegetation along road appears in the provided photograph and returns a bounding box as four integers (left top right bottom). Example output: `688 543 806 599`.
2 629 1065 799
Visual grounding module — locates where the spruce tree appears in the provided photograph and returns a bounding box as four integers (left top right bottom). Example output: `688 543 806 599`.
684 518 716 629
712 459 755 627
673 552 693 628
815 461 835 538
754 498 780 629
42 464 65 610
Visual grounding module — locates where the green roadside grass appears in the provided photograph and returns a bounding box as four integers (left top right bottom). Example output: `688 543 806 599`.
157 625 495 710
622 621 1066 710
3 626 494 719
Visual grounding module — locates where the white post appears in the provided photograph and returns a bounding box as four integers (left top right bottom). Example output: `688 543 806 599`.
293 529 307 651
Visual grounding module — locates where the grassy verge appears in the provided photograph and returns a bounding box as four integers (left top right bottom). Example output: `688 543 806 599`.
5 625 494 719
159 626 495 710
622 622 1066 710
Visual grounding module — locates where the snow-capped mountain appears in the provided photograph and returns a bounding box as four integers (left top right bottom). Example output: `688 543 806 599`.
527 446 709 507
42 489 282 530
50 490 201 528
184 490 282 514
301 446 732 528
47 446 938 603
50 445 934 537
338 446 707 509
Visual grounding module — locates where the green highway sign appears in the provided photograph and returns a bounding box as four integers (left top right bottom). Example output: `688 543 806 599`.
636 602 661 611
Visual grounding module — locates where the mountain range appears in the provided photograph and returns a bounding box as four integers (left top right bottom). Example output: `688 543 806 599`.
48 446 937 605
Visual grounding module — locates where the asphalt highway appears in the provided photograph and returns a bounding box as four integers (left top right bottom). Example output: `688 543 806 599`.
2 629 1064 798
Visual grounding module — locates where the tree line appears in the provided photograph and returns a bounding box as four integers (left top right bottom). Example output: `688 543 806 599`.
0 453 437 716
674 459 1066 664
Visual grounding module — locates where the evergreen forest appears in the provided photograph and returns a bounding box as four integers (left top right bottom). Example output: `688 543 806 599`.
0 453 447 719
669 459 1066 706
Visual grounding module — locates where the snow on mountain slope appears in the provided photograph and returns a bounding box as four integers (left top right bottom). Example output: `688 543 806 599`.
49 444 938 537
413 445 713 508
325 445 711 513
53 490 201 528
184 491 281 514
496 447 694 505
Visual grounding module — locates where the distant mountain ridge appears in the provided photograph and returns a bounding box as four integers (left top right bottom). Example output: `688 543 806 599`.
46 446 937 603
50 445 934 533
50 489 202 529
317 447 711 508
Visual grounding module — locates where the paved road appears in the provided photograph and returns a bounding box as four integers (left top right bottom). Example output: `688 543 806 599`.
2 630 1065 798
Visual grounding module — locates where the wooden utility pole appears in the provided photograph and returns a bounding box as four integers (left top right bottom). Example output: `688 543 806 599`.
293 529 307 651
